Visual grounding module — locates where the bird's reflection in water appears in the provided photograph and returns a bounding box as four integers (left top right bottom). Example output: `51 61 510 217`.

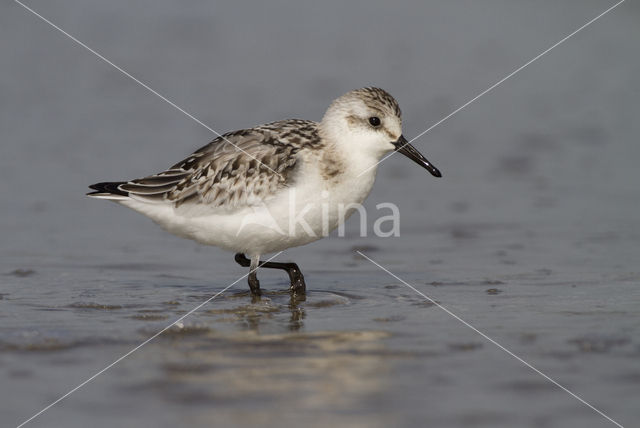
146 326 393 426
287 293 306 331
207 289 309 332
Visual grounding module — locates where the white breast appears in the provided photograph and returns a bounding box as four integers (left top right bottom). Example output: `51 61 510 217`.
119 148 380 256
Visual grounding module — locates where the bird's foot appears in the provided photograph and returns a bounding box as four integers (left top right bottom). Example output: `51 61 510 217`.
288 270 306 295
248 273 261 296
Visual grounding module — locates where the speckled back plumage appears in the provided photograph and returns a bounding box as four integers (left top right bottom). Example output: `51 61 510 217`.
95 119 322 211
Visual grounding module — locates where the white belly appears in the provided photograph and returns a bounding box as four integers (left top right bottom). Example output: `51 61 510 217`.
120 161 378 256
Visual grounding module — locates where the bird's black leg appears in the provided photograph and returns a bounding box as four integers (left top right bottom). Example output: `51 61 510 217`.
234 254 262 296
280 263 306 295
235 253 306 295
247 269 261 296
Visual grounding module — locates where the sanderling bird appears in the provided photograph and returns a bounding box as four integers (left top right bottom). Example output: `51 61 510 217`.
88 87 441 296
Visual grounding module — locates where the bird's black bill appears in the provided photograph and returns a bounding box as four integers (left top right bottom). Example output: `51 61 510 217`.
393 135 442 177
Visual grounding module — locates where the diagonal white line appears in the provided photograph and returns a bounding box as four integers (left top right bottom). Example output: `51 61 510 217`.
356 251 625 428
357 0 625 177
15 251 283 428
13 0 283 178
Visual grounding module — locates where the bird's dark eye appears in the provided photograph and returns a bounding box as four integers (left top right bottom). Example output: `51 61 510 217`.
368 116 381 127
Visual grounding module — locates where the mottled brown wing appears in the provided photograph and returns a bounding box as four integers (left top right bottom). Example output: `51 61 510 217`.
118 128 301 211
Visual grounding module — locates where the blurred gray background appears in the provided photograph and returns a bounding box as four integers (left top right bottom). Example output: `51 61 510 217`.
1 1 639 427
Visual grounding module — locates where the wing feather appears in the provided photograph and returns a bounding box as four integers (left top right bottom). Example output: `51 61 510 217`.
120 123 317 212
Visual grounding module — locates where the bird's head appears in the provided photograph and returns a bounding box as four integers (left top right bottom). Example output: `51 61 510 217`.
320 87 441 177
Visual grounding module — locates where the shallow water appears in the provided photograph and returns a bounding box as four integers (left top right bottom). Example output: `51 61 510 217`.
2 1 640 427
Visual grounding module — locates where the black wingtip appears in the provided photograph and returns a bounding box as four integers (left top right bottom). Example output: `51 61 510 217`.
87 181 128 196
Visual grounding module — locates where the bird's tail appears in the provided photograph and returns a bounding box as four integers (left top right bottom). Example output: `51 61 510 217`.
87 181 129 200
